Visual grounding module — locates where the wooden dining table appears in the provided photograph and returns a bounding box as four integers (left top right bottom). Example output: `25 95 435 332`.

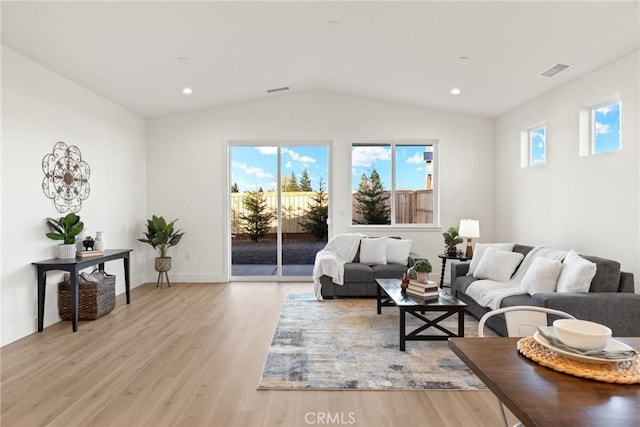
449 337 640 427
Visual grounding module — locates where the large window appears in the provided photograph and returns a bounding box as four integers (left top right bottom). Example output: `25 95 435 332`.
351 141 437 226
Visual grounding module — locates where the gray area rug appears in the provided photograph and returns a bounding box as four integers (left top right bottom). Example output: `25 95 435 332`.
258 293 492 390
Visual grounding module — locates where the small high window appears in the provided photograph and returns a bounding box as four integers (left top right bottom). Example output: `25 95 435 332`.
520 124 546 167
579 98 621 157
592 101 621 154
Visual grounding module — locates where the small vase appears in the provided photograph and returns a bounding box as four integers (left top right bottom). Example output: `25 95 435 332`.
94 231 106 250
416 272 429 283
57 243 77 259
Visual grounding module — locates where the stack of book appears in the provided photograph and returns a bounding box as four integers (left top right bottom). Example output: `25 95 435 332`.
406 280 439 300
77 250 104 258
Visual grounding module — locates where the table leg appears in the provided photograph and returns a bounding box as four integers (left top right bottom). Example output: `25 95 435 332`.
459 308 465 337
400 308 406 351
37 268 47 332
440 257 447 288
71 266 79 332
123 255 131 304
377 284 382 314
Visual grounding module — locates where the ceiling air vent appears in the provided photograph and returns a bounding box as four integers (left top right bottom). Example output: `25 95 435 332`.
539 63 570 77
267 86 290 93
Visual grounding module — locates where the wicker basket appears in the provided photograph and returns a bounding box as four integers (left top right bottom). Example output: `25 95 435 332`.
58 270 116 320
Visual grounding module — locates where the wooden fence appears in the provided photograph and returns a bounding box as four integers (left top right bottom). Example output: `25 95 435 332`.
231 189 433 235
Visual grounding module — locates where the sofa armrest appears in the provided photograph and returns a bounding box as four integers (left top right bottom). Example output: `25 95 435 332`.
532 292 640 337
450 261 470 287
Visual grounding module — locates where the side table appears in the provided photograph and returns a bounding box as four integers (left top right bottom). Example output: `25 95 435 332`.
437 254 468 288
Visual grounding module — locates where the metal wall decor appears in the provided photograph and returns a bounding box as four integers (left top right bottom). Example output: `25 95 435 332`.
42 141 91 213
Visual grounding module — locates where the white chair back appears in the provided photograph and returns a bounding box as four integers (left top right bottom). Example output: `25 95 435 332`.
478 306 576 338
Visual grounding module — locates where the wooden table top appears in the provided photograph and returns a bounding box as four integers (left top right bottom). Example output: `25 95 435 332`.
449 337 640 427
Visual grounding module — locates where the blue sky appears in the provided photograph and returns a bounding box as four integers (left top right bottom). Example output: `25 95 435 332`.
531 127 545 165
594 101 621 153
231 144 432 193
231 146 329 192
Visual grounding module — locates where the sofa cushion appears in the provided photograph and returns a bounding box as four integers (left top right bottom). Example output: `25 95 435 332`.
473 248 524 282
386 238 412 265
556 250 596 293
359 237 388 265
582 255 621 293
343 263 375 283
454 275 477 294
372 263 409 279
468 243 515 276
500 293 534 307
520 257 563 295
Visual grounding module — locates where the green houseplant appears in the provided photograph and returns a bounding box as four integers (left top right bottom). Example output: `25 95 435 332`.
412 259 432 283
46 213 84 259
138 215 185 287
442 226 464 256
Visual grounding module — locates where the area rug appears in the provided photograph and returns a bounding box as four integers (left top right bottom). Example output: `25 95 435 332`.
258 293 492 390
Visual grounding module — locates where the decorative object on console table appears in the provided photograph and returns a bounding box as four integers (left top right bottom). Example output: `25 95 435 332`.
138 215 185 289
45 213 84 259
458 219 480 259
442 226 464 257
58 270 116 320
82 235 95 251
77 249 104 258
94 231 106 250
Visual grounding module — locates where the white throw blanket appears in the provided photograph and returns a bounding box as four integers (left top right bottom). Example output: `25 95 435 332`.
313 233 366 299
465 246 566 310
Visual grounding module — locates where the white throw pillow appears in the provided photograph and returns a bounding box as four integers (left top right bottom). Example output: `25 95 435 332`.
359 237 388 265
467 243 516 276
473 247 524 282
556 249 596 293
520 257 563 295
386 238 412 265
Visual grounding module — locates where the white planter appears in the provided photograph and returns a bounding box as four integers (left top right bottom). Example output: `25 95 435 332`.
57 243 77 259
94 231 106 250
416 272 430 283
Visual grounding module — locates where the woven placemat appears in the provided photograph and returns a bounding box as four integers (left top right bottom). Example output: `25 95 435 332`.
517 336 640 384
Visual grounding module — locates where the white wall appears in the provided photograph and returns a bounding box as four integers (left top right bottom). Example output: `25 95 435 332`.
1 46 148 345
147 91 495 282
494 51 639 290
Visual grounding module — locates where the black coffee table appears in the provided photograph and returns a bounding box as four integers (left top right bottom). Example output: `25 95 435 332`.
376 278 468 351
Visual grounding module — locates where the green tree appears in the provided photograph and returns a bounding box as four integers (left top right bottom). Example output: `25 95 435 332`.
353 168 390 224
299 169 312 192
282 172 299 192
231 183 239 193
299 177 328 240
239 191 275 242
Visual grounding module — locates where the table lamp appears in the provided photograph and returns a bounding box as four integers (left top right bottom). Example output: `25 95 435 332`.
459 219 480 259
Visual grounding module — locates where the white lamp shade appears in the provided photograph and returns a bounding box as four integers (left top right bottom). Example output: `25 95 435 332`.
459 219 480 238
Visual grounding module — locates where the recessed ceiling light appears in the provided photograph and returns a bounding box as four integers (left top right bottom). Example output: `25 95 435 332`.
458 56 469 61
177 56 188 62
182 87 193 95
450 88 462 95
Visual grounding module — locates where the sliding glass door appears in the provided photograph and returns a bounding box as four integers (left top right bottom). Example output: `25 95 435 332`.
230 143 329 279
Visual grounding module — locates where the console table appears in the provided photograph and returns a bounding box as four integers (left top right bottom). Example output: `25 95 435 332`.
32 249 132 332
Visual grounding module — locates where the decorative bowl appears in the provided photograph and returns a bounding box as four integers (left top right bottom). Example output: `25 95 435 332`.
553 319 612 351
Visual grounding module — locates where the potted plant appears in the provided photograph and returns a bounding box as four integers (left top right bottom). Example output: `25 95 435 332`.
46 213 84 259
412 259 432 283
442 226 464 257
138 215 185 282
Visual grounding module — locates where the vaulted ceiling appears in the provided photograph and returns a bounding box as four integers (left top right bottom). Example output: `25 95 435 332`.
2 1 639 118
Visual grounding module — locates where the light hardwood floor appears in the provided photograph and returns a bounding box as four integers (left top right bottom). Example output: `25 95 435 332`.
1 282 514 427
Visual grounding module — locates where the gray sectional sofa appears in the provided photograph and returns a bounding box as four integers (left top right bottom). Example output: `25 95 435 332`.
451 244 640 336
319 247 423 298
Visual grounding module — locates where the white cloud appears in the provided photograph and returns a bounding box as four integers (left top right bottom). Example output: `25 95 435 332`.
595 122 611 135
285 161 293 168
283 147 317 166
351 146 391 167
255 147 277 155
406 152 424 164
232 161 273 179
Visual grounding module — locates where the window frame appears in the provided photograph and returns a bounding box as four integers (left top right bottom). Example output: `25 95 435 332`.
591 99 621 155
579 95 622 157
520 123 546 168
350 139 439 228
